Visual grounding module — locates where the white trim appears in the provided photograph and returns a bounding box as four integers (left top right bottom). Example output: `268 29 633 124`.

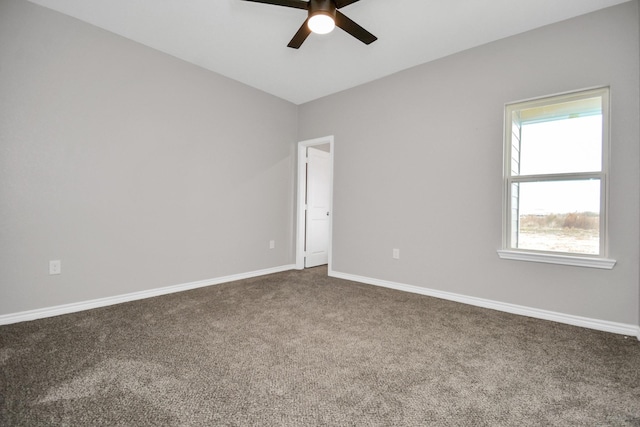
329 270 639 340
296 135 334 270
497 250 616 269
0 264 295 326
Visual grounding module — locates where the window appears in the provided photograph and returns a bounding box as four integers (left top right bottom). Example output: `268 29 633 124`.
498 88 615 269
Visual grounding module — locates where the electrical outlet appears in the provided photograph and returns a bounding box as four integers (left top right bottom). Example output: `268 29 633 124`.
49 260 61 275
393 249 400 259
269 240 275 249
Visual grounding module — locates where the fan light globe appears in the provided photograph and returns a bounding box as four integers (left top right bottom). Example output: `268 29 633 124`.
308 14 335 34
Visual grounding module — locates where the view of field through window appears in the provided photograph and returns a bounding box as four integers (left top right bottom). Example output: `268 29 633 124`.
512 103 602 255
515 178 601 255
518 212 600 255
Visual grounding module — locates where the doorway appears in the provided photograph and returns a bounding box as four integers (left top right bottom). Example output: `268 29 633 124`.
296 136 334 270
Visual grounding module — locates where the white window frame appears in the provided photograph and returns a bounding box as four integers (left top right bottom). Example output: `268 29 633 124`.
497 87 616 269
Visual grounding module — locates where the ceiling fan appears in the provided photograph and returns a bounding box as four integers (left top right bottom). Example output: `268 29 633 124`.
242 0 377 49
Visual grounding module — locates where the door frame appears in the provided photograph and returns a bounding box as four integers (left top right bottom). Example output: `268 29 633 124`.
296 135 334 270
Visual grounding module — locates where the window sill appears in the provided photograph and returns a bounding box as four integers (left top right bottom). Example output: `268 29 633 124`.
497 250 616 270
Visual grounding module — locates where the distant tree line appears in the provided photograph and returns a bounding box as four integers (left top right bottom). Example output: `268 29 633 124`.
520 212 599 230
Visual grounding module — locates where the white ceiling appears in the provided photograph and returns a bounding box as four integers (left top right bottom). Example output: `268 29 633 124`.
27 0 630 105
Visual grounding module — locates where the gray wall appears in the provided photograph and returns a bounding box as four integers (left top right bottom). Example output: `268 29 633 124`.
299 2 640 326
0 0 297 315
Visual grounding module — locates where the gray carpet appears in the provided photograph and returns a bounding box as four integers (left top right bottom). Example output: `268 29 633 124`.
1 267 639 426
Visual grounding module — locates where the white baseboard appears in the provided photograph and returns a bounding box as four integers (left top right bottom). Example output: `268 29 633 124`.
0 264 296 326
329 270 640 340
4 265 638 341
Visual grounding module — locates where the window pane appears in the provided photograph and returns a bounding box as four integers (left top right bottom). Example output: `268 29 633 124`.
512 96 603 176
512 180 600 255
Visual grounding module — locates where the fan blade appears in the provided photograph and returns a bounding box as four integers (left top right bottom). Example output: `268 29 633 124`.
241 0 307 10
335 0 361 9
288 19 312 49
335 10 377 45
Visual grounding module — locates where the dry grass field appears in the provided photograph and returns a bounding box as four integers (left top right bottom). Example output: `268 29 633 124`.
518 213 599 254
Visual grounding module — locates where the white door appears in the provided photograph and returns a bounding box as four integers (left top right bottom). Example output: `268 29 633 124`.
305 147 330 267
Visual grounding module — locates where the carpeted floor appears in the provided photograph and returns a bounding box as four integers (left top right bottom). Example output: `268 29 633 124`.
1 266 639 426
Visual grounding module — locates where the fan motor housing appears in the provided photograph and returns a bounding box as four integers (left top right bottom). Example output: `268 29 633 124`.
309 0 336 20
